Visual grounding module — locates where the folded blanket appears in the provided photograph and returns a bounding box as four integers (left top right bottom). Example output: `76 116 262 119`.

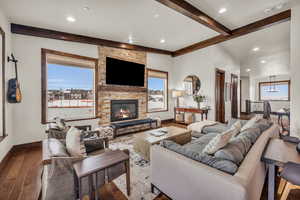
187 121 217 133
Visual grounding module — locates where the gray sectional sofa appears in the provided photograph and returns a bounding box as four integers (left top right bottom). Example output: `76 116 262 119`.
151 118 280 200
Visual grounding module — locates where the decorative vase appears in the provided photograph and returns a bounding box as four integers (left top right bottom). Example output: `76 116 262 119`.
197 102 201 109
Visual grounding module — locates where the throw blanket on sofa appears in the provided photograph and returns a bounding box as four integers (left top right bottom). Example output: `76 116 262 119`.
187 121 217 135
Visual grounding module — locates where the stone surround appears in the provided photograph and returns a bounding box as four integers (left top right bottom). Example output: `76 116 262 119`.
97 46 147 125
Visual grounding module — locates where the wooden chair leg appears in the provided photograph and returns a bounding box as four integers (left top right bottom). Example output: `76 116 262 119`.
278 178 287 196
280 182 292 200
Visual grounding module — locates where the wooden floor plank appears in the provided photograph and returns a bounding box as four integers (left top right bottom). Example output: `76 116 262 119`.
0 149 26 200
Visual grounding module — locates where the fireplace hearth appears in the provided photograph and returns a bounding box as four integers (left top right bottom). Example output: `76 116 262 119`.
111 100 138 122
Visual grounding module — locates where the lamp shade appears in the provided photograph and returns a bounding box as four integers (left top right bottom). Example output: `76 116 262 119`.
172 90 185 98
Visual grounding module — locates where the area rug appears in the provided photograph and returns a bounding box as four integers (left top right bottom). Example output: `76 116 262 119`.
109 134 158 200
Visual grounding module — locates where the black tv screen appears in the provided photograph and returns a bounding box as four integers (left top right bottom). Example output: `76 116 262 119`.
106 57 145 87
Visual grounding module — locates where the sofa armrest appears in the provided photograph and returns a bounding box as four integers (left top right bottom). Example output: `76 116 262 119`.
151 145 247 200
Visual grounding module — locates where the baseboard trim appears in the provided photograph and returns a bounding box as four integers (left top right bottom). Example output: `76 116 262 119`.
13 141 42 151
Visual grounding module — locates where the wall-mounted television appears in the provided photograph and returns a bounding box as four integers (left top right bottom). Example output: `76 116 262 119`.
106 57 145 87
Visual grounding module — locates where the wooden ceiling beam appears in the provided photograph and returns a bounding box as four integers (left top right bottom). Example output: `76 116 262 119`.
11 23 173 56
173 10 291 57
155 0 231 36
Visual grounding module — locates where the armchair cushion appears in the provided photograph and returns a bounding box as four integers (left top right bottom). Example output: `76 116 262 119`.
48 138 69 157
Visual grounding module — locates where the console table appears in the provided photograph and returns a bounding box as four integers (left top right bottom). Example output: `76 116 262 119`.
174 107 209 124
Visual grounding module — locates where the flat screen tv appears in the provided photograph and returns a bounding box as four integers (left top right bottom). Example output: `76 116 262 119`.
106 57 145 87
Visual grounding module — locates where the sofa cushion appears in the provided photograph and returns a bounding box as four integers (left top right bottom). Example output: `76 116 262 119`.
161 140 238 174
48 138 69 157
66 127 87 157
214 134 253 165
241 116 260 131
184 133 219 153
202 127 237 155
202 123 229 134
214 127 262 165
251 119 273 133
237 128 261 144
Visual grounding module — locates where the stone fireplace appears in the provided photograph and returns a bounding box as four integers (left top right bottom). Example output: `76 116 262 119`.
97 46 147 125
111 99 138 122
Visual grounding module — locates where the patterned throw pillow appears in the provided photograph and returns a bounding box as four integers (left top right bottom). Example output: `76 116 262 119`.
66 127 87 157
202 127 236 155
230 120 242 137
54 117 67 130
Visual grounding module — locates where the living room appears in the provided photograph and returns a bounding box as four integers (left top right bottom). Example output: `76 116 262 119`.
0 0 300 200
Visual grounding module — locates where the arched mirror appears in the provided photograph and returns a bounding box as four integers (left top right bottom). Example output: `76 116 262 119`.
184 75 201 95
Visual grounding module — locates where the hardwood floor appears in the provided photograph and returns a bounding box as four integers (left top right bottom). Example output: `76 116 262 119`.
0 125 300 200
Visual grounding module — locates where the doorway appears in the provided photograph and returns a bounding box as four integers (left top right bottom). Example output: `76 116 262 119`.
231 74 238 118
215 69 225 123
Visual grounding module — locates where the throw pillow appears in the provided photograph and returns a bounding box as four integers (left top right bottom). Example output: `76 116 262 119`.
230 120 242 137
202 128 236 155
240 116 260 131
54 117 67 130
66 127 87 157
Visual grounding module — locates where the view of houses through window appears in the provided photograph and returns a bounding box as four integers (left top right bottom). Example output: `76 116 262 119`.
147 69 168 112
47 64 95 121
42 49 98 123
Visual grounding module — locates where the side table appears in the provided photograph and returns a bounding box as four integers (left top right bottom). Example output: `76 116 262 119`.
262 138 300 200
73 150 130 200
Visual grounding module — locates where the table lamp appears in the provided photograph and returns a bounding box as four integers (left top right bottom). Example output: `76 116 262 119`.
172 90 185 107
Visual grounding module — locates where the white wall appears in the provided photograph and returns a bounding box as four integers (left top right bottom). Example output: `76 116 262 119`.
12 35 174 144
0 9 14 162
290 3 300 137
147 53 174 120
249 74 291 112
240 76 250 112
173 45 241 122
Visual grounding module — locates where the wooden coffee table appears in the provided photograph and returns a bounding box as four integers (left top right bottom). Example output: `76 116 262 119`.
133 126 192 161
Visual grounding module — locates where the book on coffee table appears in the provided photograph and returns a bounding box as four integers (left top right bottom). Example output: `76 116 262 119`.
149 128 168 137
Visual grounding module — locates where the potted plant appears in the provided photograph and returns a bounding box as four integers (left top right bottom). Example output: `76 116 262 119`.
193 94 206 109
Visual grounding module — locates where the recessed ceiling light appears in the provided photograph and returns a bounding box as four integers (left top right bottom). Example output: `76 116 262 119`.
66 16 76 22
160 39 166 44
219 8 227 14
253 47 260 52
154 14 160 18
83 6 90 11
246 68 251 72
261 60 266 64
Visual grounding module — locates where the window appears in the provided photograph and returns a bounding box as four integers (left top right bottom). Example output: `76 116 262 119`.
259 80 290 101
147 69 168 112
41 49 98 123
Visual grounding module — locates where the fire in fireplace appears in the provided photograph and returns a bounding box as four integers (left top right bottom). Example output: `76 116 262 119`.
111 100 138 122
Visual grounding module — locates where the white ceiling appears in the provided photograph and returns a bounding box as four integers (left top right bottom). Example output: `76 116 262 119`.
0 0 293 52
0 0 220 51
186 0 292 29
0 0 292 73
220 21 290 77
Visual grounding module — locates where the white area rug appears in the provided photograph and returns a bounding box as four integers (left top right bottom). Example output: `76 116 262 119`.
109 134 157 200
